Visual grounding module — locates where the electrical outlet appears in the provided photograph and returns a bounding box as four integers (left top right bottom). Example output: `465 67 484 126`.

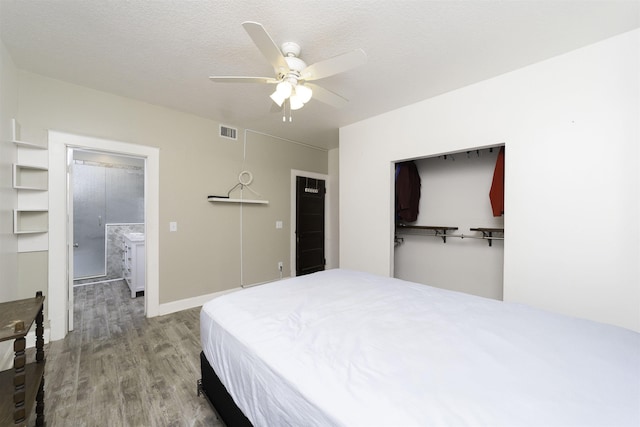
278 261 283 271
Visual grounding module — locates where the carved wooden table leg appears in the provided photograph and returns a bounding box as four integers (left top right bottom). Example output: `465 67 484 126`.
35 295 45 426
0 292 46 426
13 322 26 425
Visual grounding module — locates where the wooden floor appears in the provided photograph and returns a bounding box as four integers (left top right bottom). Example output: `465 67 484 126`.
29 281 221 426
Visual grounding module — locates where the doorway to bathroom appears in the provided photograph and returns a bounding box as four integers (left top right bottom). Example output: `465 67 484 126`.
71 149 146 300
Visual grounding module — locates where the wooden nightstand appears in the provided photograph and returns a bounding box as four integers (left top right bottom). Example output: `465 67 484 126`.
0 292 45 426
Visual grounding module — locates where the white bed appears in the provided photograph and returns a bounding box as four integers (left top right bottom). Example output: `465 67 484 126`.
200 269 640 426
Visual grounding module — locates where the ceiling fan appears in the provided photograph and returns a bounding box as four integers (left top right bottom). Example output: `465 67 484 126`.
209 21 367 119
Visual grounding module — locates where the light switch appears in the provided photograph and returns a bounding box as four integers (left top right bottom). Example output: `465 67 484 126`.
276 221 283 229
170 221 177 232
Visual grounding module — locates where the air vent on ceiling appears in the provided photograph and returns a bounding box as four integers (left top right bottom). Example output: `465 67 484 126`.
219 124 238 141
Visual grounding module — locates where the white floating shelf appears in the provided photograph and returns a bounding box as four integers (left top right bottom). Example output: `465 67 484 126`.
13 164 48 190
14 209 49 234
11 119 48 149
208 197 269 205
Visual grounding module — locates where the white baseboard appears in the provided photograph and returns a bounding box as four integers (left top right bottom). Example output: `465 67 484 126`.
156 287 242 316
0 327 50 371
155 279 284 317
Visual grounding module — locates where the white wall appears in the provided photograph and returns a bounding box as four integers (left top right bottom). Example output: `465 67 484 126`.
394 149 504 300
327 148 340 269
13 70 329 340
0 38 20 369
0 40 18 303
340 29 639 331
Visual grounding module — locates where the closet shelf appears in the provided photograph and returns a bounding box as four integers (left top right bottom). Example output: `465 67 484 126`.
208 196 269 205
395 224 458 243
470 228 504 247
396 225 458 231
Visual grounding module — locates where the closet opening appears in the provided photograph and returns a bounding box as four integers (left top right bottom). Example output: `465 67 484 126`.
393 145 505 300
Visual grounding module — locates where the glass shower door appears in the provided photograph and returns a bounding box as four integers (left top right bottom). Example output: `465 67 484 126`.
73 163 106 279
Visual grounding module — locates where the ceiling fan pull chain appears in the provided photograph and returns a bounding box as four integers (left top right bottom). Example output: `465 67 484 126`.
282 99 287 122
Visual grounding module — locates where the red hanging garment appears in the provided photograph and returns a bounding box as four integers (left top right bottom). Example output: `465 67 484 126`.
489 147 505 217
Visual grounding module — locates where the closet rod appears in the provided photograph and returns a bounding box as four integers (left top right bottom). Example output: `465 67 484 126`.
448 234 504 241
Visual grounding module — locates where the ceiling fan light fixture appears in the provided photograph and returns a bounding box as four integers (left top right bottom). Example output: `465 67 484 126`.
289 95 304 110
270 90 287 107
295 84 313 104
276 81 292 97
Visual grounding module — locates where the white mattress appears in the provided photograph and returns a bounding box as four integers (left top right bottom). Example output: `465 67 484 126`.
200 269 640 427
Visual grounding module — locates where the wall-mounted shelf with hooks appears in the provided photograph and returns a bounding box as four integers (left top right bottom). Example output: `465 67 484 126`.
395 224 458 243
208 196 269 205
209 170 269 204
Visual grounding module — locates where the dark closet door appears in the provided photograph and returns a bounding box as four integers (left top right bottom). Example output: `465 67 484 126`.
296 176 325 276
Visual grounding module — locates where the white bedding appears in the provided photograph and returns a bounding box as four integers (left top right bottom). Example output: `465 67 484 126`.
200 269 640 427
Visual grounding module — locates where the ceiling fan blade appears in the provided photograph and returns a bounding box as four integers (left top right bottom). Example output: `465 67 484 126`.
209 76 278 84
242 21 289 77
301 49 367 81
306 83 349 108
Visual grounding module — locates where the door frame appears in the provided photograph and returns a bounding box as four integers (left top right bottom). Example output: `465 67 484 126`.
290 170 330 278
48 131 160 341
68 148 147 329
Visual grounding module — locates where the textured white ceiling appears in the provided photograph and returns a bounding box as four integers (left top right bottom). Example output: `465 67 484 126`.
1 0 638 149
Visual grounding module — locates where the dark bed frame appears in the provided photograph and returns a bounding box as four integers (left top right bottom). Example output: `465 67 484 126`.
197 351 254 427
